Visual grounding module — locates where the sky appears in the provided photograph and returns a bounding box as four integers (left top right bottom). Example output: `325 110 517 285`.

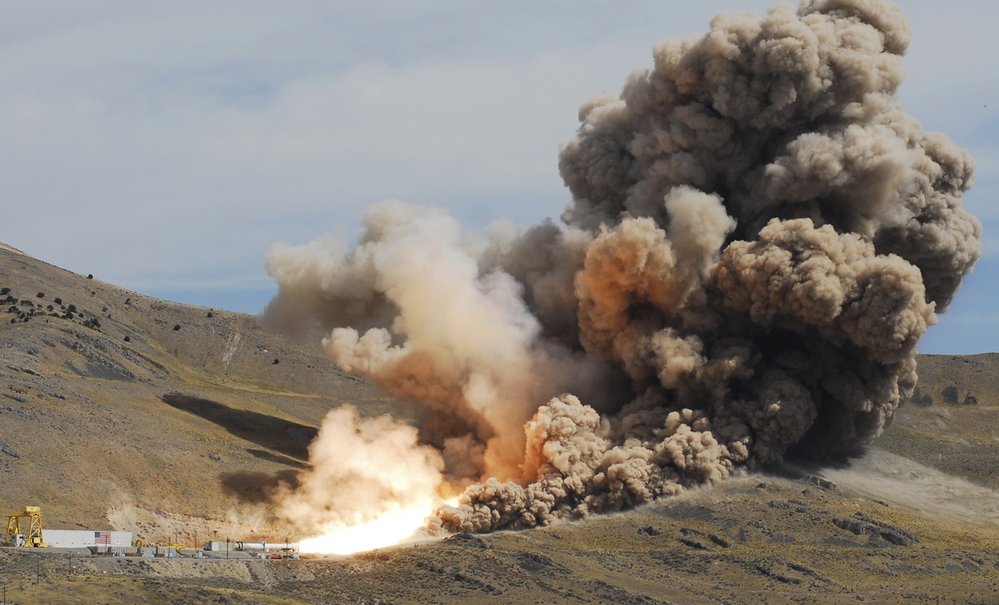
1 1 995 354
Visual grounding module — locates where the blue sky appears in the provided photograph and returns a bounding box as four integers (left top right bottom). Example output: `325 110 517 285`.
1 1 995 354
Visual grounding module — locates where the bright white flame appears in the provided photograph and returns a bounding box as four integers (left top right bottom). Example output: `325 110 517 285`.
278 406 453 556
300 498 441 556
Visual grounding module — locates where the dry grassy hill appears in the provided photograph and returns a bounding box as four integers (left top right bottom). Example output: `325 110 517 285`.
0 243 996 604
879 353 999 490
0 244 411 542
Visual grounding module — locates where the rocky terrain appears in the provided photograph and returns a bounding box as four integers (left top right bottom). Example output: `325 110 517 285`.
0 243 997 604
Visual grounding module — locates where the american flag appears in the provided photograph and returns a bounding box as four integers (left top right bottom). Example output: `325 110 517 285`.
95 531 111 545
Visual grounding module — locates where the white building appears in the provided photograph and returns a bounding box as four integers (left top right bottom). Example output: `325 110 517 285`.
43 529 132 548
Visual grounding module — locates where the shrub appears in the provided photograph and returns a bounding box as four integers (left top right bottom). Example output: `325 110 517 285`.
272 358 280 365
173 324 181 331
67 304 77 313
942 385 958 404
53 297 62 304
124 335 131 342
87 274 93 279
0 287 9 295
36 292 44 298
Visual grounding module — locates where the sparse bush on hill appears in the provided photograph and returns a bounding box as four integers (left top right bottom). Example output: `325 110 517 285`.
941 386 959 404
53 297 62 304
173 324 181 331
36 292 44 298
909 387 933 406
0 287 9 295
123 335 131 342
67 304 77 313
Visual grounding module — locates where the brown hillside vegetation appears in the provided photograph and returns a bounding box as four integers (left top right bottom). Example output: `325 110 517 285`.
1 244 997 603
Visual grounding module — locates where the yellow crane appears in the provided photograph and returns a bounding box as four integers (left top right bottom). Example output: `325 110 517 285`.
5 505 45 547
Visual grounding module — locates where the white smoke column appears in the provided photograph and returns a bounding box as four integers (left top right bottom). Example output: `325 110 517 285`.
266 0 981 535
276 405 445 553
267 200 611 481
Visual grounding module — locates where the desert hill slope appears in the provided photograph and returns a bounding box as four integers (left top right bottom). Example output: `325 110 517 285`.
880 352 999 490
0 243 411 541
0 244 997 603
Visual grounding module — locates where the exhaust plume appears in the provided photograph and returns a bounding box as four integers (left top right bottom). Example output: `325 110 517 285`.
266 0 980 536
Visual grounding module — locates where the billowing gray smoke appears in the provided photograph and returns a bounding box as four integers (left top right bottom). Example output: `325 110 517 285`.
265 0 980 535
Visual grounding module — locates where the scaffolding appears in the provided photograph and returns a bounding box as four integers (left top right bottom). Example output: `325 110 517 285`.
5 505 45 547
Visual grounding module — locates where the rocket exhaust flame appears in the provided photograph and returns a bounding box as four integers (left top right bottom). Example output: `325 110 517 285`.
299 502 436 556
267 0 981 548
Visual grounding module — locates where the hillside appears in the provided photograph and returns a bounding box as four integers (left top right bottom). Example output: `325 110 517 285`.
1 244 997 603
0 244 410 542
880 353 999 490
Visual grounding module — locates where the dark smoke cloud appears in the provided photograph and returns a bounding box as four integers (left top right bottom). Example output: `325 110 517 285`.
266 0 980 533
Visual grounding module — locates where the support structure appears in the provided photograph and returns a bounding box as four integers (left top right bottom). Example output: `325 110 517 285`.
5 505 45 547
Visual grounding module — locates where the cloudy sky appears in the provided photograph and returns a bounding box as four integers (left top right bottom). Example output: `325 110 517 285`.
1 1 995 354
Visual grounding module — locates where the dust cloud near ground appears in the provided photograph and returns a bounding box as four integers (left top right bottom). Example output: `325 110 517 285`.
816 447 999 525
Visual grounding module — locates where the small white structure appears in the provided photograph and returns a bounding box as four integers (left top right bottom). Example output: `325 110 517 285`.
43 529 132 548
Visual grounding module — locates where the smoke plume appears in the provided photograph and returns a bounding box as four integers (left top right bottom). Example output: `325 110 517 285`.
274 406 445 536
266 0 980 534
